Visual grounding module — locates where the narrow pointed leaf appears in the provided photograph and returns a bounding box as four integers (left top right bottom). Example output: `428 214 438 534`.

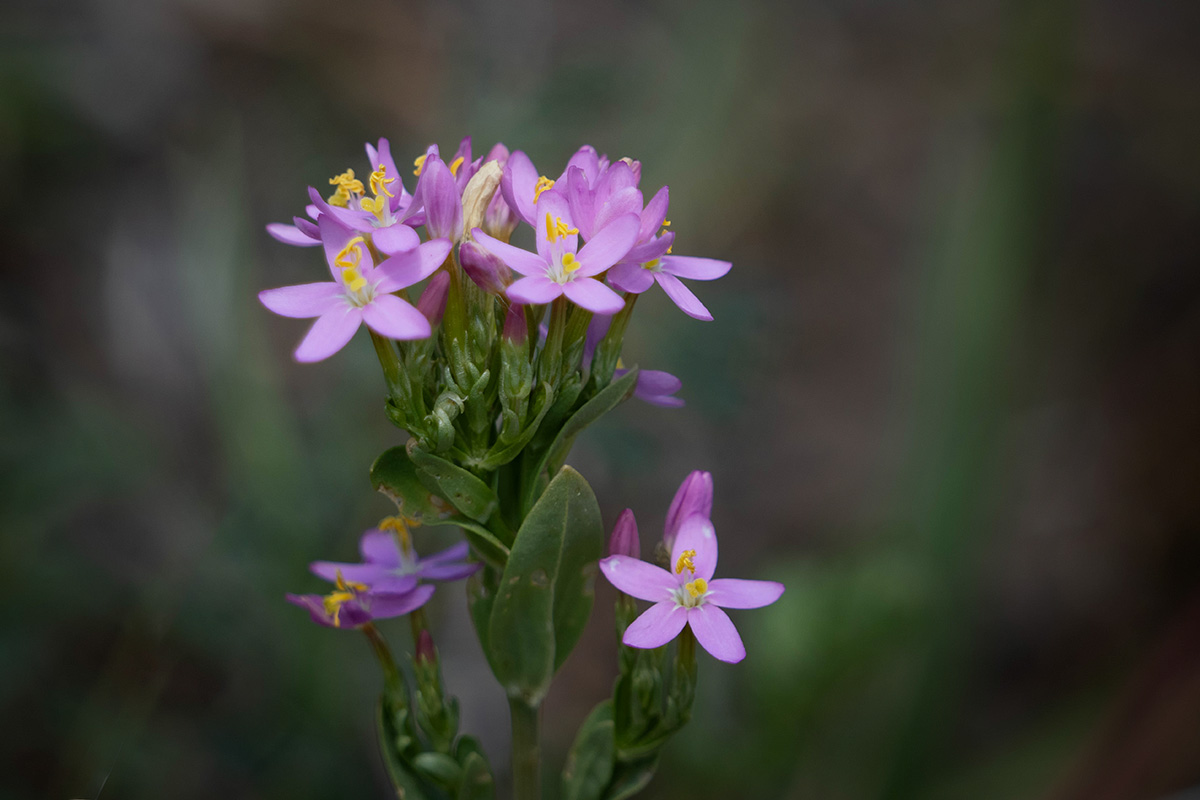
408 443 499 523
563 701 616 800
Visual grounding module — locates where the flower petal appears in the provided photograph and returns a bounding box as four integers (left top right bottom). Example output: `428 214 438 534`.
535 191 577 260
662 255 732 281
294 307 362 362
309 561 392 585
563 278 625 314
563 166 596 240
577 214 639 276
361 294 431 341
671 515 718 581
258 283 341 318
267 222 320 247
471 228 548 277
608 262 656 294
561 144 600 186
599 555 677 602
705 578 785 609
375 238 452 291
623 601 688 649
664 471 713 547
654 272 713 321
360 529 402 566
688 605 745 663
419 561 482 581
318 212 373 277
624 232 674 265
500 149 539 225
639 186 670 241
372 224 420 255
371 574 421 594
593 187 643 234
425 542 470 563
367 584 436 619
507 275 563 306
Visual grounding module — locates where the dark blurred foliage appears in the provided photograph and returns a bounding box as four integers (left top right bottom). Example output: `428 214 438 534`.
2 0 1199 798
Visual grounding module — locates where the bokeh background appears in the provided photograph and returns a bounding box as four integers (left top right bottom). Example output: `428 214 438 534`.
4 0 1200 798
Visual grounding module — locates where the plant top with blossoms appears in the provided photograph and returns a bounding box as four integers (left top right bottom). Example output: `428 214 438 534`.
260 136 783 800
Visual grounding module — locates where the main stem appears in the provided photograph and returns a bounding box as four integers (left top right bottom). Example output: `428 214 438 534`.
508 697 541 800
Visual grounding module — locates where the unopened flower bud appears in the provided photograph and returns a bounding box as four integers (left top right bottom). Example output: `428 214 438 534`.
663 470 713 548
608 508 640 558
460 160 502 235
483 191 519 240
416 271 450 325
459 240 512 294
502 301 526 344
416 628 437 665
484 142 510 166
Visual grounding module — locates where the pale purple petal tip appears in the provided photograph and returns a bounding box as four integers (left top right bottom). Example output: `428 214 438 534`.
599 555 676 602
360 529 402 566
258 283 341 319
267 222 321 247
294 307 363 363
622 601 688 649
688 605 745 663
562 278 625 314
654 272 713 321
507 275 563 306
362 294 432 341
705 578 785 610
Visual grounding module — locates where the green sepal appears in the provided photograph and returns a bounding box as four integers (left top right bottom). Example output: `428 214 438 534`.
486 466 604 702
413 752 464 789
602 755 659 800
562 701 616 800
408 442 498 524
455 737 495 800
376 697 435 800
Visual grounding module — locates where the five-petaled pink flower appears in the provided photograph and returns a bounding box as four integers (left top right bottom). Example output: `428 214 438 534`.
599 513 783 664
259 215 451 362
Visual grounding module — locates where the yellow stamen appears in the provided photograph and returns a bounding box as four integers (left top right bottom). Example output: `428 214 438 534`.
545 213 578 242
666 245 672 254
323 570 368 627
379 515 416 554
533 175 555 203
329 169 365 195
685 577 708 598
359 195 384 214
341 268 367 293
449 156 465 176
561 252 581 274
675 549 696 575
334 236 365 271
643 258 660 271
662 220 671 227
413 154 428 176
369 164 396 198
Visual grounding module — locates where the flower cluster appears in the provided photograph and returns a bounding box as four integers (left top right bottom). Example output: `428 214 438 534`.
600 472 784 663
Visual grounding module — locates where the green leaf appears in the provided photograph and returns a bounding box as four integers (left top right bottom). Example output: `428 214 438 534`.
486 466 604 702
455 737 495 800
602 755 659 800
522 368 638 509
372 446 509 566
376 698 435 800
408 442 499 524
562 701 616 800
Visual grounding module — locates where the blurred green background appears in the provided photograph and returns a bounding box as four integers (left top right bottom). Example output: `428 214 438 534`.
3 0 1199 798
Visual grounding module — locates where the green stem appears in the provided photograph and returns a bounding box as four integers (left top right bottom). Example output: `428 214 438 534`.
589 292 637 390
538 297 568 384
509 697 541 800
362 622 402 694
370 330 405 399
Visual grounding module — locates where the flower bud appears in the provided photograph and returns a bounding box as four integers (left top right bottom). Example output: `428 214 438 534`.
416 271 450 325
619 156 642 185
416 628 437 665
608 508 640 558
460 160 502 235
663 471 713 548
502 300 527 344
484 142 510 166
483 191 519 241
459 239 512 295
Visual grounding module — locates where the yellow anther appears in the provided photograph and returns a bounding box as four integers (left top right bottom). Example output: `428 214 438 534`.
666 245 673 254
329 169 365 195
449 156 465 176
379 515 416 554
675 549 697 575
533 175 555 203
662 220 671 227
643 258 660 271
335 569 368 593
341 268 367 293
334 236 365 270
369 164 396 198
545 214 578 242
685 577 708 598
328 185 351 207
413 154 428 176
561 252 581 274
359 195 385 214
324 569 368 627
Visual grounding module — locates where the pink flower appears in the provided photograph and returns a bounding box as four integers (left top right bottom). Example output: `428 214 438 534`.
599 515 782 664
259 215 451 362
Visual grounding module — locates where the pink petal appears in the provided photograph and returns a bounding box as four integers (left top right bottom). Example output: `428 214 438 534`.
599 555 676 602
563 167 596 240
639 186 670 241
372 224 420 255
500 149 539 225
310 561 393 585
361 294 431 341
625 232 674 265
294 307 362 362
654 272 713 321
577 214 639 276
705 579 784 609
319 213 372 278
563 278 625 314
593 187 643 234
561 145 600 186
267 222 320 247
425 542 470 563
360 529 402 566
258 283 341 318
623 601 688 649
662 255 732 281
671 516 718 581
375 239 452 292
368 584 435 619
472 228 549 277
608 262 655 294
507 275 563 306
688 605 745 663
